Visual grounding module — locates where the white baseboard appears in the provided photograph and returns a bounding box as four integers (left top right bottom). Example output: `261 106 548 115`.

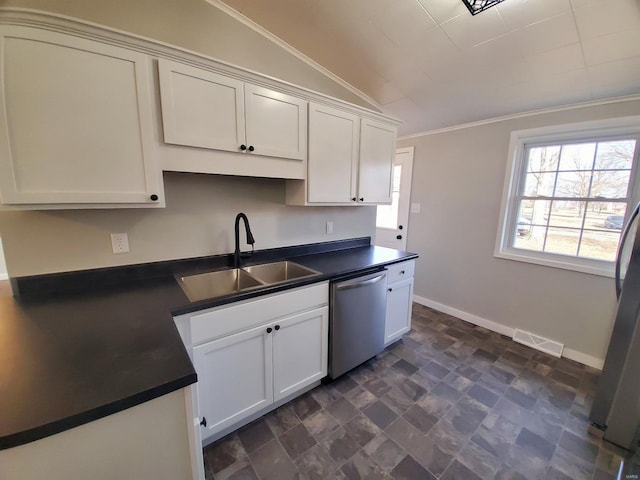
562 348 604 370
0 273 8 281
412 294 603 370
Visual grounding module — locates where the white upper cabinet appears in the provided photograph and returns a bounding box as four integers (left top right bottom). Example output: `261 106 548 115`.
306 103 359 203
244 84 307 161
158 60 245 152
0 26 163 208
158 59 307 161
286 103 398 206
358 118 397 204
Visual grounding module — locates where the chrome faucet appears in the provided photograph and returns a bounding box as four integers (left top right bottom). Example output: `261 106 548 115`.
234 213 255 269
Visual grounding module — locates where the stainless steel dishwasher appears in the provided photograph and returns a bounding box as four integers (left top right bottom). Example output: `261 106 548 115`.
328 269 388 379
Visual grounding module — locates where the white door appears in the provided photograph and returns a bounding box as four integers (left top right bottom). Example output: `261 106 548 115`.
192 325 273 440
272 307 328 401
376 147 414 249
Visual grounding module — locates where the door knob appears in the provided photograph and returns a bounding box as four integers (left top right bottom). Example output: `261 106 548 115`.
396 235 402 240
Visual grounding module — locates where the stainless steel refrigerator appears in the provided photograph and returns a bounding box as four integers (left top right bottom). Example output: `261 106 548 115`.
589 202 640 451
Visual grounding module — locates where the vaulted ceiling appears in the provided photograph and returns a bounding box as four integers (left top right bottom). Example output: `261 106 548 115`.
215 0 640 136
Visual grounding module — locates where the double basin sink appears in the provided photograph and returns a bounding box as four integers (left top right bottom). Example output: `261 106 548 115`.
176 261 321 302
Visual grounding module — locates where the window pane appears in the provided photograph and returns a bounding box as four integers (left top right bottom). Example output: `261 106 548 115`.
523 172 555 197
544 227 581 256
392 165 402 192
578 229 620 262
555 171 591 198
558 143 596 171
518 199 550 226
527 146 560 172
548 201 585 229
514 225 546 251
594 140 636 170
376 191 399 229
585 202 627 231
589 170 631 198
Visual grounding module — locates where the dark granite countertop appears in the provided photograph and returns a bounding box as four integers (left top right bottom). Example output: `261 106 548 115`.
0 238 417 450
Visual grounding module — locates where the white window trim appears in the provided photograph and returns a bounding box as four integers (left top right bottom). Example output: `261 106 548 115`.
495 115 640 277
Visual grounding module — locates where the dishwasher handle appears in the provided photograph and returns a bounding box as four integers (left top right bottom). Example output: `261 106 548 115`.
335 272 386 291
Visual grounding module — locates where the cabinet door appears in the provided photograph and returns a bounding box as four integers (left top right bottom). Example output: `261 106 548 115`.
158 59 245 152
0 27 161 205
385 278 414 346
358 118 397 204
307 103 359 203
244 84 307 160
192 325 273 440
272 307 328 402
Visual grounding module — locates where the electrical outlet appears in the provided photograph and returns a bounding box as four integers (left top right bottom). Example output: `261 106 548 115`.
326 221 334 234
111 233 129 254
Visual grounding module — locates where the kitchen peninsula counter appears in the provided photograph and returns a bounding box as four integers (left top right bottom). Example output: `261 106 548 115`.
0 237 417 450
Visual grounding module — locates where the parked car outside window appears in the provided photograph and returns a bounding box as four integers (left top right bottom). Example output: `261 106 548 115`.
517 217 531 236
605 215 624 229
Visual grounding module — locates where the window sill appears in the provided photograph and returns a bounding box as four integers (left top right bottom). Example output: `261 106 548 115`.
494 248 615 278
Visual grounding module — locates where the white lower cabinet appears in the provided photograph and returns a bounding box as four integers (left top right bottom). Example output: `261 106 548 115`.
193 324 273 438
176 282 328 444
384 260 415 346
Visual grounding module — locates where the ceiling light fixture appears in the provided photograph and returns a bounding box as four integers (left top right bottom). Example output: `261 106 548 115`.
461 0 506 15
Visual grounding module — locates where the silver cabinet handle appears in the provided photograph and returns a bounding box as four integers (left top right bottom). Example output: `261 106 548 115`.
336 273 386 291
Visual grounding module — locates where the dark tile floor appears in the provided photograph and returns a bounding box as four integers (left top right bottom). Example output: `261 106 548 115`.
203 303 640 479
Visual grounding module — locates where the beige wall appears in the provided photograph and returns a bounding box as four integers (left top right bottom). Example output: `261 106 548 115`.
0 172 376 276
399 98 640 365
3 0 375 109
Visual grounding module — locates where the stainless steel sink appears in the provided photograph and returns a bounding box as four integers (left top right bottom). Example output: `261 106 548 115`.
242 261 320 285
176 261 321 302
176 268 264 302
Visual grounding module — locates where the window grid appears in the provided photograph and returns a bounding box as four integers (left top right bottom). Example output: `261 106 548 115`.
512 138 638 262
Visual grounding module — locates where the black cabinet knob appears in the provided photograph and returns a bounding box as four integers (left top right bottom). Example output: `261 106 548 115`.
150 194 159 201
388 288 392 292
266 327 272 333
396 235 402 240
248 145 255 152
200 417 207 427
351 197 357 202
274 325 280 331
398 225 403 230
359 197 364 202
400 270 405 275
240 144 247 151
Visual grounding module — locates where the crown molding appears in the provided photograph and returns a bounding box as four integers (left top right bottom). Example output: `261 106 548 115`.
398 94 640 140
205 0 384 112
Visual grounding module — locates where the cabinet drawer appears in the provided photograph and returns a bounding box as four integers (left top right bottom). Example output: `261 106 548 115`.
385 260 415 285
190 282 328 345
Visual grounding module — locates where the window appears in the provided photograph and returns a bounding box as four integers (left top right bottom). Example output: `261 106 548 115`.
496 116 640 276
376 164 401 229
